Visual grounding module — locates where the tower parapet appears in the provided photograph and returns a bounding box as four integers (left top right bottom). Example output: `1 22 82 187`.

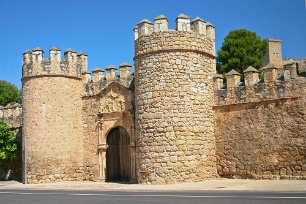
134 14 217 184
134 14 215 57
22 47 88 79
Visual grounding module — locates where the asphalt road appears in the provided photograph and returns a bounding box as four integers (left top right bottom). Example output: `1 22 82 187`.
0 190 305 204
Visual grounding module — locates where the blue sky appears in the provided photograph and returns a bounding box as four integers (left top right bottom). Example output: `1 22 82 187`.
1 0 305 89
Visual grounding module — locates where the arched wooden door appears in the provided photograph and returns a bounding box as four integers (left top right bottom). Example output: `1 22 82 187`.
106 126 131 182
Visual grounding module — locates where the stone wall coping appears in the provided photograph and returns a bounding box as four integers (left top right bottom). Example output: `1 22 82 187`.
191 17 206 23
268 38 282 42
32 47 43 52
262 63 277 70
64 48 76 53
176 13 190 20
82 70 90 74
243 66 259 73
92 67 103 72
50 46 61 51
154 14 168 21
206 22 215 28
226 69 241 76
119 62 132 67
105 65 117 70
77 51 87 56
213 96 302 108
137 19 153 25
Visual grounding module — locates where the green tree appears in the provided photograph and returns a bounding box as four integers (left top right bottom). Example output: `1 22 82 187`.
217 29 268 75
0 121 19 161
0 80 21 106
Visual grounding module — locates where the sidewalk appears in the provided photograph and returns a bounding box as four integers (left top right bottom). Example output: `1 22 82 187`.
1 178 306 192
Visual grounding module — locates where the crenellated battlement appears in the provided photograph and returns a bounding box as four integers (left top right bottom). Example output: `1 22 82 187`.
0 103 22 129
134 14 216 57
214 63 306 106
134 13 215 39
22 47 88 78
83 62 134 96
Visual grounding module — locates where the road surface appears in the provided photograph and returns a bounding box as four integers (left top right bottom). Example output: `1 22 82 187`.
0 190 305 204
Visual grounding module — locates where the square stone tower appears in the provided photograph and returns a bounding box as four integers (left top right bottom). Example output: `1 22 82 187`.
263 39 282 68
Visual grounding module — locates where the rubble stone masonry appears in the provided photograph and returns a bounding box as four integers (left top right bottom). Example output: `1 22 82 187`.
21 48 84 184
134 15 218 184
214 66 306 179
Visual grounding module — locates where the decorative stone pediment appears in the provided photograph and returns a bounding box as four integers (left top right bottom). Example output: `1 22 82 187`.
99 82 133 114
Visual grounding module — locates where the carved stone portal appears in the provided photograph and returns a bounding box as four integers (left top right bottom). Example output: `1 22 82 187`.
99 86 132 113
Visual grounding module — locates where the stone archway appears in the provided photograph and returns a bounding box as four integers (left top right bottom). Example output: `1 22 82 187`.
106 126 131 182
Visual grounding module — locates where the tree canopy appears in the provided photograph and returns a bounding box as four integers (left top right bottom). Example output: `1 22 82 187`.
0 121 19 161
0 80 21 107
217 29 268 75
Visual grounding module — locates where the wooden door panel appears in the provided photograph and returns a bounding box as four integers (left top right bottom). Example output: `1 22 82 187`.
106 127 131 182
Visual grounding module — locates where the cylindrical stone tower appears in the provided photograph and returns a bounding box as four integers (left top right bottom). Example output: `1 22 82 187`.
134 14 217 184
22 47 85 183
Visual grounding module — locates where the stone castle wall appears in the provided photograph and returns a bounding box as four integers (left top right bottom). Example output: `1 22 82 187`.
81 94 100 181
22 48 85 183
214 65 306 179
134 15 218 184
1 13 305 184
0 104 22 129
284 58 306 73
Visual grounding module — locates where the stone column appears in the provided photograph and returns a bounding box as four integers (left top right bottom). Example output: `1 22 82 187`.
98 144 107 181
97 112 107 181
130 141 136 182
